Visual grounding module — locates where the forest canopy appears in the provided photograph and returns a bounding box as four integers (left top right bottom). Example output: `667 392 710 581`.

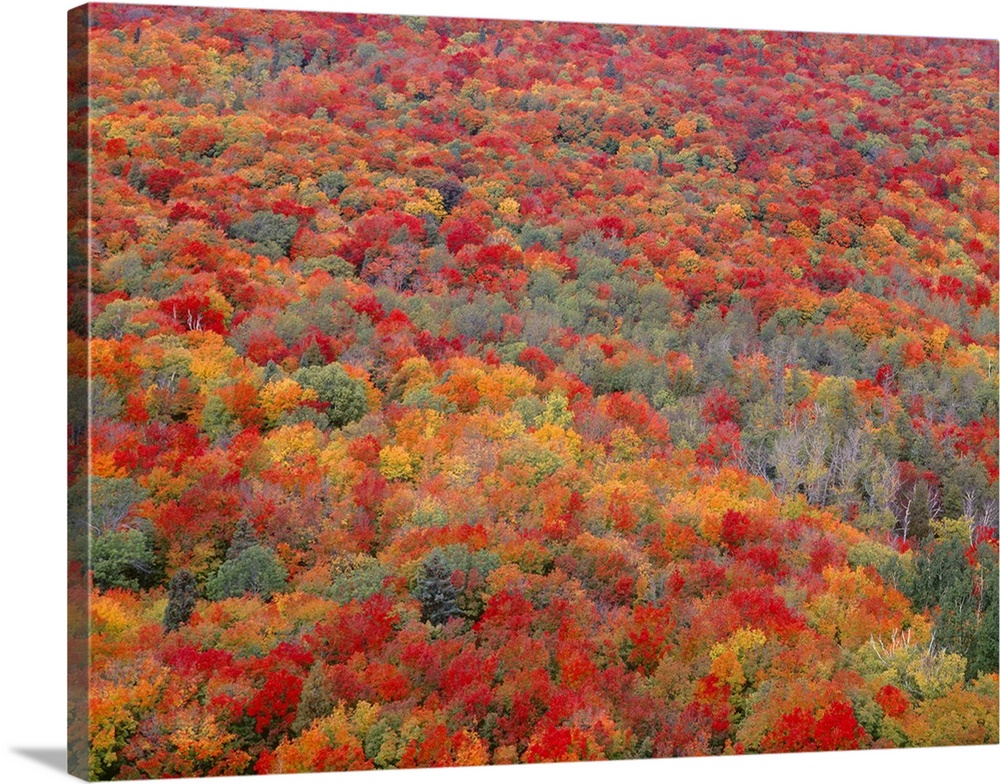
69 4 998 779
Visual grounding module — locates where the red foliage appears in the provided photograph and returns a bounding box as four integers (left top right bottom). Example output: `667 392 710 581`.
875 684 910 718
145 167 185 201
702 388 741 425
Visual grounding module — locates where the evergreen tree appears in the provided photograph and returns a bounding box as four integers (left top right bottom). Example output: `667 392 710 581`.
163 569 198 632
299 340 326 368
263 359 281 383
291 661 334 734
415 551 461 626
304 47 326 75
226 519 257 560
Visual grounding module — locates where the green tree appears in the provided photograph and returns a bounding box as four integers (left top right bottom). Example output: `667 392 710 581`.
317 171 348 200
291 661 333 734
294 362 368 428
299 340 326 368
205 544 287 601
163 569 198 632
905 480 933 543
414 551 461 626
969 541 999 677
91 529 158 591
908 534 997 678
226 519 257 560
229 210 299 259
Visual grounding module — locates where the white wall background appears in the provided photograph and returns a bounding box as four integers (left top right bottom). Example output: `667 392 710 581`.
1 1 997 782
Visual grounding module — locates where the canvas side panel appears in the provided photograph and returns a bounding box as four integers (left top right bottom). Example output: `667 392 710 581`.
68 4 91 780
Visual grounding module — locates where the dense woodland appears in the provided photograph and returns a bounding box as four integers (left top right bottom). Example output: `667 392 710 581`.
68 4 999 779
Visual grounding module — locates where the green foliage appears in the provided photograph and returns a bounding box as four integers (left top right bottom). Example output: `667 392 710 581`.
294 362 368 428
91 529 159 591
163 569 198 631
329 554 391 602
907 534 998 678
90 477 149 536
317 171 348 199
201 393 237 441
299 254 354 277
205 544 287 601
866 628 968 700
291 662 334 734
539 390 574 427
226 519 258 560
969 542 999 677
229 210 299 259
845 73 903 99
414 551 462 626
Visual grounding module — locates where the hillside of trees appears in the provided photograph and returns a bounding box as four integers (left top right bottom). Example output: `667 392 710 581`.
68 4 998 779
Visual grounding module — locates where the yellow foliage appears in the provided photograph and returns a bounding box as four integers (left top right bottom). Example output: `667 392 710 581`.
318 438 354 488
532 422 583 463
714 202 747 220
711 626 767 660
610 426 643 460
379 445 416 481
786 220 812 238
477 364 536 410
91 593 136 638
677 248 701 272
402 198 441 220
925 325 950 355
807 566 910 648
381 176 417 194
441 454 475 486
92 451 126 478
263 423 324 466
187 331 239 387
453 729 490 766
931 516 974 543
259 377 316 425
497 197 520 216
903 682 999 746
205 288 234 326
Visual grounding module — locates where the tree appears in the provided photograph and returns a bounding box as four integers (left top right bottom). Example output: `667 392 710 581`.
317 171 348 200
903 480 934 543
294 363 368 428
291 661 334 734
415 551 462 626
205 544 287 601
91 529 158 591
228 211 299 259
226 519 257 560
163 569 198 632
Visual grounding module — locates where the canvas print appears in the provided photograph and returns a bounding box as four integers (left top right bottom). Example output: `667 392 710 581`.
67 3 999 780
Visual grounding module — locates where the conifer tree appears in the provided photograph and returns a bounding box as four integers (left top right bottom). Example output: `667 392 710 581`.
415 551 461 626
163 569 198 632
226 519 257 561
291 661 333 734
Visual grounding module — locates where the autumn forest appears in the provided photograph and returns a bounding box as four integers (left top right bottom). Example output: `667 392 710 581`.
68 3 999 780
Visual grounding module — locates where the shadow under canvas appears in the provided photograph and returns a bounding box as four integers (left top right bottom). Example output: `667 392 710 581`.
13 747 67 774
